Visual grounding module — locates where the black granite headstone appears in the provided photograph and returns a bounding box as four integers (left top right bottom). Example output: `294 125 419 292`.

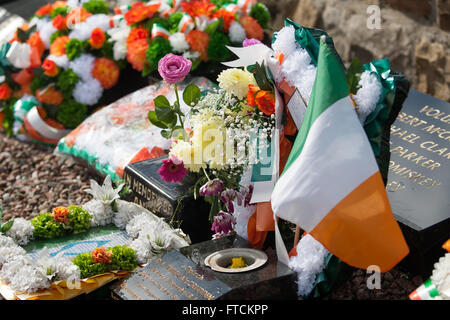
110 235 297 300
386 89 450 276
124 157 213 244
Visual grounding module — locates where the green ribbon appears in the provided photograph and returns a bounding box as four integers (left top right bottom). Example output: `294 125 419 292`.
13 97 39 123
0 43 11 77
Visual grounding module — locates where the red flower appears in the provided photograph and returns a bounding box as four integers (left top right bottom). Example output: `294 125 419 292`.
89 28 106 49
124 2 161 25
91 58 120 89
36 4 52 17
0 83 12 100
246 84 259 107
52 14 67 30
127 27 149 45
186 30 210 61
126 38 149 72
42 59 59 77
158 157 188 183
52 207 69 224
213 9 235 33
255 90 275 116
240 16 264 41
92 246 113 264
180 0 216 18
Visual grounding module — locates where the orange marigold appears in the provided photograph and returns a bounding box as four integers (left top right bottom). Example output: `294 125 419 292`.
247 84 259 107
124 2 160 25
42 59 59 77
240 16 264 41
52 14 67 30
66 7 92 26
180 0 216 18
92 246 113 264
36 85 64 106
52 206 69 224
0 83 12 100
91 58 120 89
50 35 70 57
126 38 149 72
127 27 149 45
36 4 52 17
52 1 67 10
89 28 106 49
186 29 210 61
213 9 236 33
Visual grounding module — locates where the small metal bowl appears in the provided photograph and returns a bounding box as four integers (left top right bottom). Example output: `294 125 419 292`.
204 248 268 273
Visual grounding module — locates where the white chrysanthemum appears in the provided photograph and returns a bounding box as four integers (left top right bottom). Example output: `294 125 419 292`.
129 236 155 264
125 213 156 238
217 68 256 100
5 218 34 246
83 199 113 227
353 71 382 124
229 21 246 44
47 54 70 69
73 77 103 105
169 32 190 53
431 253 450 300
68 53 96 81
0 256 51 293
0 245 27 267
112 200 145 229
0 234 18 248
278 48 317 104
29 17 56 49
69 14 110 41
272 25 298 56
288 234 329 297
35 249 81 282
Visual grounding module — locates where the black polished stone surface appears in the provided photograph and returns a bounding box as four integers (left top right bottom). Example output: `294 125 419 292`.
111 235 297 300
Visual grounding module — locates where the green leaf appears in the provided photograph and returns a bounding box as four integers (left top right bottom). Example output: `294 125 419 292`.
17 28 28 42
148 110 169 129
346 57 363 94
204 18 222 36
161 129 172 139
155 106 177 125
1 220 14 233
183 84 201 107
154 95 171 109
191 58 202 71
252 62 273 91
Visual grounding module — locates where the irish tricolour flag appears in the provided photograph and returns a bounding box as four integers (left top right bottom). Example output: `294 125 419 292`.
271 38 409 272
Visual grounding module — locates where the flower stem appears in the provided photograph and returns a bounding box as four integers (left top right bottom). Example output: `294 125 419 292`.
202 167 210 181
173 83 185 132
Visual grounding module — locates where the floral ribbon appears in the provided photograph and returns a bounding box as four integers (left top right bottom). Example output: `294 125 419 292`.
177 13 195 34
151 23 170 40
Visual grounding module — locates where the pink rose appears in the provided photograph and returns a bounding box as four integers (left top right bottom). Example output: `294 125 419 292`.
158 53 192 84
242 38 262 47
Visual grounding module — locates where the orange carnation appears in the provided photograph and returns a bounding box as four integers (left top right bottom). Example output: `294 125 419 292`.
36 4 52 17
36 85 64 106
52 206 69 224
124 2 160 25
180 0 216 18
52 14 67 30
27 32 45 57
91 58 120 89
0 83 12 100
127 27 149 45
89 28 106 49
255 90 275 116
52 1 67 10
66 7 92 26
126 38 149 72
214 9 235 33
240 16 264 41
50 35 69 57
186 29 210 61
92 246 113 264
42 59 59 77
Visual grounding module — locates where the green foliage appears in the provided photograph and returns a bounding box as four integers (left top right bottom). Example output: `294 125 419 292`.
50 6 70 18
183 84 201 107
0 98 18 137
249 3 271 29
56 100 87 129
346 58 363 94
168 12 183 33
30 74 50 94
146 38 172 71
99 39 114 60
31 213 68 239
56 68 79 99
82 0 109 14
67 205 92 234
210 0 231 7
65 39 87 61
16 25 36 42
50 30 69 44
251 62 273 91
207 32 231 62
146 16 170 33
72 253 107 279
109 245 138 271
0 213 14 234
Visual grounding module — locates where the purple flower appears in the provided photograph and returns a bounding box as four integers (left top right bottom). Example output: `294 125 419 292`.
200 178 224 197
158 53 192 84
211 211 236 239
220 189 242 214
158 156 188 183
243 38 262 47
237 185 254 207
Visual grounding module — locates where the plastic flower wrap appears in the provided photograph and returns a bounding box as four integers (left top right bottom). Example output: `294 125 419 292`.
115 0 271 78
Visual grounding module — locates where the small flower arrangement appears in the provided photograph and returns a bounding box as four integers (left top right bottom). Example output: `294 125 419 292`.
148 51 277 239
115 0 271 77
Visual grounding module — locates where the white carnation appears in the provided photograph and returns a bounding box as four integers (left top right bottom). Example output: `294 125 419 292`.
69 14 110 41
73 77 103 106
229 21 246 44
5 218 34 246
0 245 27 267
69 53 96 81
431 253 450 300
29 17 56 49
112 200 145 229
272 25 298 57
169 32 190 53
353 71 382 124
83 200 113 227
47 54 70 69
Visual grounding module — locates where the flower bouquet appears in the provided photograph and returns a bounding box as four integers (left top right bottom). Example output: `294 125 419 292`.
114 0 271 79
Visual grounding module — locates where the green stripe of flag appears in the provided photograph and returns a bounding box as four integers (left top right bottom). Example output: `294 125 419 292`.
281 38 350 174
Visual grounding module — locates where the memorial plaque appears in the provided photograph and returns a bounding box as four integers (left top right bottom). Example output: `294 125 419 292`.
124 157 213 244
110 235 297 300
386 89 450 275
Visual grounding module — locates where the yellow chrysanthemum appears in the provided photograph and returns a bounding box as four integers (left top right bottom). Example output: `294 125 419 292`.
217 68 256 100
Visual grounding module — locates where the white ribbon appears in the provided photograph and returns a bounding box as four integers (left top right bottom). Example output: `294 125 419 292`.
6 42 31 69
26 107 71 141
